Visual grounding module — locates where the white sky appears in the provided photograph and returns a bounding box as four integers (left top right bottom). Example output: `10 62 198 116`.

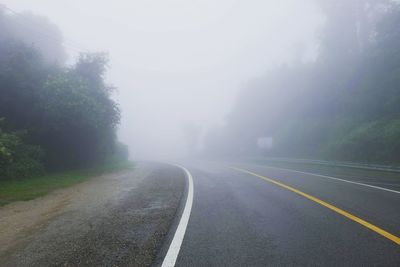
2 0 324 159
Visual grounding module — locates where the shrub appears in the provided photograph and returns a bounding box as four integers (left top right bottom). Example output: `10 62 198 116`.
0 121 44 180
109 142 130 162
325 119 400 164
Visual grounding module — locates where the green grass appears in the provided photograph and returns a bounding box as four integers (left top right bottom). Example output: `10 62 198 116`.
0 161 134 206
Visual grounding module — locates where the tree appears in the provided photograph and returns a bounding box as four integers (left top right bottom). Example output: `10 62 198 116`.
204 1 400 163
0 7 125 175
0 6 66 64
35 53 120 168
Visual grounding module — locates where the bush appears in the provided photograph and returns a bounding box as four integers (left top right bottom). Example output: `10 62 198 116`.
271 119 329 158
325 119 400 164
0 122 44 180
109 142 130 162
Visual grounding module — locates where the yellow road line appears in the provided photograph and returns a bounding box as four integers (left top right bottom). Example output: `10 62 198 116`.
232 167 400 246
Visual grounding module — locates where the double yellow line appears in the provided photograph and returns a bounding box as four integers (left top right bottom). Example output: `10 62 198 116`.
233 167 400 246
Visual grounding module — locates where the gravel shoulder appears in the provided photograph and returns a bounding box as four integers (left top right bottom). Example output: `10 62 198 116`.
0 162 185 267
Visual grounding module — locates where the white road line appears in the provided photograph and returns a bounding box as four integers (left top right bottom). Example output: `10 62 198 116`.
162 165 194 267
260 166 400 195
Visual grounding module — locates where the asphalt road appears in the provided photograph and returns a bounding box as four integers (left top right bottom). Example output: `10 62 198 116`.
171 161 400 266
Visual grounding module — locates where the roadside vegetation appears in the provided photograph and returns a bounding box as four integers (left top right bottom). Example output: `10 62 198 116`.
0 8 129 191
0 161 134 206
204 1 400 165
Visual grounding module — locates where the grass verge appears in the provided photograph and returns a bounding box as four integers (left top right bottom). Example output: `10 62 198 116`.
0 161 134 206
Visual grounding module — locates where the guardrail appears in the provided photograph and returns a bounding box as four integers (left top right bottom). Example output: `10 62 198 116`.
248 157 400 173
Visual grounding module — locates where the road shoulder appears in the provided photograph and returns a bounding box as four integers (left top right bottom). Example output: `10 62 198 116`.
0 162 185 267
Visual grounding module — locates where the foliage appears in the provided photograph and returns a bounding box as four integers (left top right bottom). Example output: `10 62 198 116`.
0 160 134 205
111 142 130 162
325 120 400 163
205 2 400 164
0 7 66 64
34 53 121 169
0 120 44 180
0 8 127 179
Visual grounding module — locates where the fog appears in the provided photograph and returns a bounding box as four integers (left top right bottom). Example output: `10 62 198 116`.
3 1 400 263
2 0 323 159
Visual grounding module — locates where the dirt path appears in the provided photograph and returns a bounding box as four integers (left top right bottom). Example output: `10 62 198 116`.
0 162 185 267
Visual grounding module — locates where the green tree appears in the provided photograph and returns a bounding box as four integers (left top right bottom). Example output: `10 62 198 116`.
35 53 120 169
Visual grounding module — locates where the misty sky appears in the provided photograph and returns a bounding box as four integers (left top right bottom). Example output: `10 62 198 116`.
2 0 324 159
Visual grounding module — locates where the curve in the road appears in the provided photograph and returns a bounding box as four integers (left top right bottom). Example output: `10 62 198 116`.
161 165 194 267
